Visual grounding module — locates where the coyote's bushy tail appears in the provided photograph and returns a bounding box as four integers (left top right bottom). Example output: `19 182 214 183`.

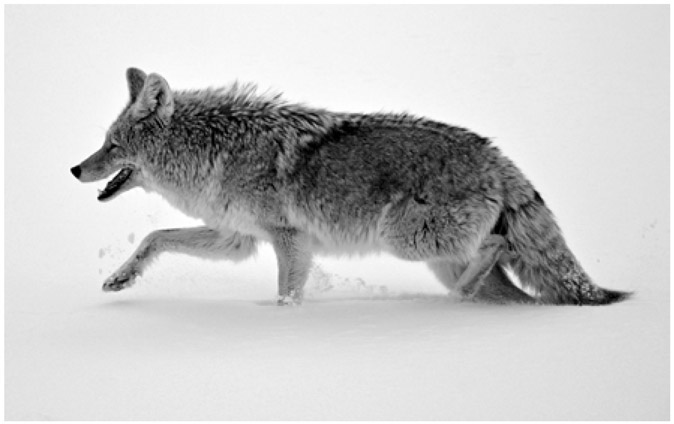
499 165 630 305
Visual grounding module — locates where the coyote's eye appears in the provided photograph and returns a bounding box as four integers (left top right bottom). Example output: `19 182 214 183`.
108 137 125 152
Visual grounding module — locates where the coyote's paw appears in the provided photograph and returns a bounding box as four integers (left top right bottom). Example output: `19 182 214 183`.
277 289 303 306
103 270 138 292
277 295 300 306
459 280 485 300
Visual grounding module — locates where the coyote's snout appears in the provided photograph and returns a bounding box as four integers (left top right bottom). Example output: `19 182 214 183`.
72 67 630 306
71 132 140 201
70 165 81 179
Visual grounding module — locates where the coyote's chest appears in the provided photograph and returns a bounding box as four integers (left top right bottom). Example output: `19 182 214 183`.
148 181 270 239
209 203 270 239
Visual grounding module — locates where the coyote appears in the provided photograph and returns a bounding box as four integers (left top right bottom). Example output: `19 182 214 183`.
71 68 629 306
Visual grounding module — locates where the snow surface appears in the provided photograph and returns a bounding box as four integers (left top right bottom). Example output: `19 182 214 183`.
5 245 669 420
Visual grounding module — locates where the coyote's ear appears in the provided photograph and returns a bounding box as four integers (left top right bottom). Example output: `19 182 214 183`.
126 67 147 103
131 73 174 123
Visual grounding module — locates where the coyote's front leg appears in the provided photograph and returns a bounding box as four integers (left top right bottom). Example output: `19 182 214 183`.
103 226 257 292
270 228 312 305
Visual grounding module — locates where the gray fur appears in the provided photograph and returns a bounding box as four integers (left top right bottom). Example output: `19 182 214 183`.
71 68 630 306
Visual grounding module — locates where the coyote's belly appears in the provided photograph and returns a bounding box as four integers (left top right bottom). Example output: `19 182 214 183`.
285 203 391 256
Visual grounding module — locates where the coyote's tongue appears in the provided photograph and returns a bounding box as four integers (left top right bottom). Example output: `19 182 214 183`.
98 168 133 201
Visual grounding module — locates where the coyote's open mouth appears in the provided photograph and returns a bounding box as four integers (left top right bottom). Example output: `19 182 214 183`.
98 167 134 202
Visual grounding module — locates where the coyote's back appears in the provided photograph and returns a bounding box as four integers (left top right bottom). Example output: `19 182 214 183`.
70 68 629 306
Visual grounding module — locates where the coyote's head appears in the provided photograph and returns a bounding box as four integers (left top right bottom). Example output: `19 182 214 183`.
70 68 174 202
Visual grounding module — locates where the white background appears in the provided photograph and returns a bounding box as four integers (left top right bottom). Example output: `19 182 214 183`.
5 5 669 420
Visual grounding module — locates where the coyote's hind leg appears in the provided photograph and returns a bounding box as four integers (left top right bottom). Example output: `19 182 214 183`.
426 234 517 302
428 256 536 304
475 264 537 304
103 227 257 292
453 235 507 299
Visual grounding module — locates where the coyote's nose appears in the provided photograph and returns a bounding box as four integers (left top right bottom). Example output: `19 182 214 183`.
70 165 82 179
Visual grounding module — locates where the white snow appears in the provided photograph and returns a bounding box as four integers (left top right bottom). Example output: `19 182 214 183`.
5 246 669 420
